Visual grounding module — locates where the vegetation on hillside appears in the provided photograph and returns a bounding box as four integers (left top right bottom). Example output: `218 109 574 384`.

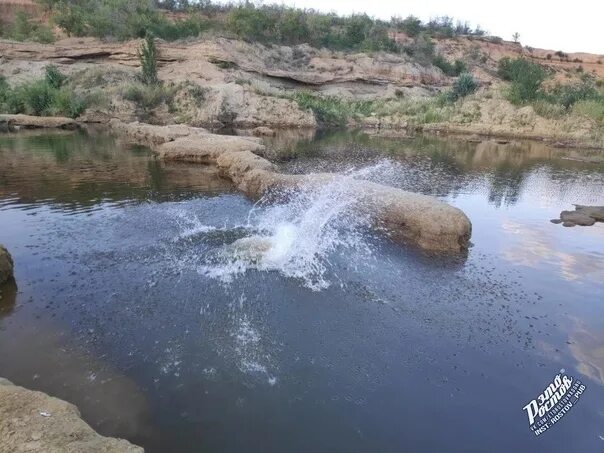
0 65 86 117
0 10 54 42
0 1 600 132
497 57 604 122
27 0 486 56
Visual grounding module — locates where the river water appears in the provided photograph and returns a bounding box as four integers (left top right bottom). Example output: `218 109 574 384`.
0 129 603 452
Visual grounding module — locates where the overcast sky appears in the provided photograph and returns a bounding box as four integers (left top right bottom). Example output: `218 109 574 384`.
272 0 603 54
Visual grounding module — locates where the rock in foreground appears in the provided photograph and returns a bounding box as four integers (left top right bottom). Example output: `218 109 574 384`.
0 245 14 284
0 378 143 453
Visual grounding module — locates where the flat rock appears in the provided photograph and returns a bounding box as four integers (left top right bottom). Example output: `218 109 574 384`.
574 205 604 221
560 211 596 226
0 378 143 452
0 114 77 130
552 205 604 227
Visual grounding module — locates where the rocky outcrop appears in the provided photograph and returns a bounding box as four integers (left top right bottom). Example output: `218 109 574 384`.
0 114 78 130
0 378 142 453
551 205 604 227
0 245 13 285
112 121 471 253
0 37 445 87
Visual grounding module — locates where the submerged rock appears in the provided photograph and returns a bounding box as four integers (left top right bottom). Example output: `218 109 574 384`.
0 245 14 285
552 205 604 227
0 378 143 452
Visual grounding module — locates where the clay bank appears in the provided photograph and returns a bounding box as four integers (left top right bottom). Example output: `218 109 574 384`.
110 120 472 254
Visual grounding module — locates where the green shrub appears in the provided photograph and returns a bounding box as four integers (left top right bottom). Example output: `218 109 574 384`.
123 83 175 112
547 82 601 109
498 58 547 104
45 0 488 53
433 55 466 76
572 99 604 122
3 10 55 43
10 11 34 41
393 15 422 37
532 100 566 119
376 97 451 124
51 88 86 117
0 76 9 104
293 92 349 127
445 73 478 101
53 0 159 40
45 65 68 89
20 80 55 115
276 9 310 44
138 34 159 86
403 33 435 64
292 91 376 127
0 70 86 118
226 4 276 42
149 15 208 40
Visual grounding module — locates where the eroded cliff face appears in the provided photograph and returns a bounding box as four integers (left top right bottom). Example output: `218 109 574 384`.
0 36 442 129
0 35 602 146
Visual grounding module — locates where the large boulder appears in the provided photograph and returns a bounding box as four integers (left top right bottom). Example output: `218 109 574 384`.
0 378 143 453
0 245 14 285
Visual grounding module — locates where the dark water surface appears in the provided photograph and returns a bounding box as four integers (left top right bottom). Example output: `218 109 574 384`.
0 129 603 452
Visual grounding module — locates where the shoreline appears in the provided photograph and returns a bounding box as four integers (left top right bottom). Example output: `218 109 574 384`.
2 113 604 152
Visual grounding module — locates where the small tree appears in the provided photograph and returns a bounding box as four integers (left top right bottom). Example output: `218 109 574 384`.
512 32 520 43
138 33 159 85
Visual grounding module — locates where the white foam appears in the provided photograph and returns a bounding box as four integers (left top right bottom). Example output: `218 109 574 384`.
193 162 397 290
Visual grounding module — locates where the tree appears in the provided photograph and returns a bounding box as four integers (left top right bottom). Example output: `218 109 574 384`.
138 33 159 85
512 32 520 43
395 15 422 37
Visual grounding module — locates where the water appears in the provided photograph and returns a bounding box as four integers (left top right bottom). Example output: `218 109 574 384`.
0 129 603 452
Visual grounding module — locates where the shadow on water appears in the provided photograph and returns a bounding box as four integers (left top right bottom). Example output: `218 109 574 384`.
0 280 17 318
0 128 603 452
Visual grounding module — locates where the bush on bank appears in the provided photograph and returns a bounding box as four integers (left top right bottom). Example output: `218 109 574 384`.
0 66 86 118
497 57 604 122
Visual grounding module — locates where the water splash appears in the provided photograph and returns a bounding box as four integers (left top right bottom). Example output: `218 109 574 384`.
189 162 396 290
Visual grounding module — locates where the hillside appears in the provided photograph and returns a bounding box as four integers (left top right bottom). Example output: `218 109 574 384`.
0 0 603 147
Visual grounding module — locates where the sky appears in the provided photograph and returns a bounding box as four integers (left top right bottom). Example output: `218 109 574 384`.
273 0 604 55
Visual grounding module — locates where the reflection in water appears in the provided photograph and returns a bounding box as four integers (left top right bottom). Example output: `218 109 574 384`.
1 129 604 453
568 320 604 385
501 220 604 283
272 131 604 207
0 280 17 318
0 128 233 212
